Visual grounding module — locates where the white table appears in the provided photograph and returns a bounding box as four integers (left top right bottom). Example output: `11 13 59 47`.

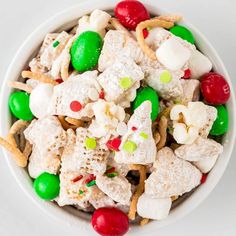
0 0 235 235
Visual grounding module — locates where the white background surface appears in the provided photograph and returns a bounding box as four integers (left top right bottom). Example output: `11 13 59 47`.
0 0 235 235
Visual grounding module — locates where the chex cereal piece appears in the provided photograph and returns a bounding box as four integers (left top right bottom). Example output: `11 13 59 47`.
57 171 96 208
24 116 67 178
145 147 201 198
98 57 144 108
29 33 59 73
48 71 101 119
145 68 183 100
89 187 115 209
98 30 159 73
199 105 218 138
88 99 126 138
115 101 156 164
77 9 111 38
96 174 132 205
180 79 200 102
175 136 223 173
61 127 109 175
40 31 72 70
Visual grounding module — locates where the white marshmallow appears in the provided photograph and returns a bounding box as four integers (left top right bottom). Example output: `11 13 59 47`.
194 156 218 173
188 50 212 79
30 84 54 118
137 193 171 220
156 37 191 71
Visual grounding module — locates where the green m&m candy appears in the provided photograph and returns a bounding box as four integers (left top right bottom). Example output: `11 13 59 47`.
132 86 159 121
210 105 228 136
9 91 33 121
33 172 60 200
170 25 195 44
70 31 103 72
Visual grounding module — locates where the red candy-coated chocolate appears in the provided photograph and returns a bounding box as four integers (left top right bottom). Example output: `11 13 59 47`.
143 28 149 39
183 69 191 79
114 0 150 30
70 100 82 112
91 207 129 236
201 72 230 105
201 174 208 184
106 138 122 151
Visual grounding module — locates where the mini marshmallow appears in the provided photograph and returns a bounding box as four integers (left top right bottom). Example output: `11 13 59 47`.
156 37 191 71
137 193 171 220
188 50 212 79
30 84 54 118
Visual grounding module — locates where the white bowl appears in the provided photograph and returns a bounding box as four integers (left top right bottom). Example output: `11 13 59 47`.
1 0 235 235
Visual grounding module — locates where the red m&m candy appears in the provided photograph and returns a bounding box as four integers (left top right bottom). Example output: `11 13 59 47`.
201 72 230 105
114 0 150 30
91 207 129 236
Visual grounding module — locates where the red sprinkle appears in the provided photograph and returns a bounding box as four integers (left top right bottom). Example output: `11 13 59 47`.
99 91 105 99
183 69 191 79
106 138 122 151
56 78 64 84
105 167 116 174
131 126 137 131
84 174 96 184
72 175 83 183
143 28 149 39
201 174 208 184
70 101 82 112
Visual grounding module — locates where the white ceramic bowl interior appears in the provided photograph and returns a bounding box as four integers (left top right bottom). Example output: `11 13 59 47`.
1 0 235 235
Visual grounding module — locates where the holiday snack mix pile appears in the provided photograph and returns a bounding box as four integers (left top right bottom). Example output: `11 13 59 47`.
0 1 231 235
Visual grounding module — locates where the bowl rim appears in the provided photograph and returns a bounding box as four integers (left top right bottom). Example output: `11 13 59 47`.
0 0 236 234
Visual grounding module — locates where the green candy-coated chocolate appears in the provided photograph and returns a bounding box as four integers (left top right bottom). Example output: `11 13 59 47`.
210 105 228 136
132 87 159 121
70 31 103 72
33 172 60 200
170 25 195 44
9 91 33 121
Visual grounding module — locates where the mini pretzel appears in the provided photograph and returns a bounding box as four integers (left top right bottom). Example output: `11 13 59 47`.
21 71 58 85
136 19 174 60
110 18 135 39
7 120 29 147
128 164 146 220
154 131 161 145
0 137 27 167
65 117 83 127
140 218 150 226
171 195 179 201
158 15 182 23
8 81 33 94
157 116 168 150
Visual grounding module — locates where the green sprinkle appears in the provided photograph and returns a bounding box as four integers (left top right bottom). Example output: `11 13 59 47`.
85 137 97 150
86 180 96 187
79 190 84 195
147 26 152 31
107 172 118 178
139 132 149 139
123 141 137 153
160 70 172 83
119 77 133 89
53 40 60 48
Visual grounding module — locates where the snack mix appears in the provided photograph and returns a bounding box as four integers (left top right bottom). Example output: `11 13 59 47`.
0 1 231 235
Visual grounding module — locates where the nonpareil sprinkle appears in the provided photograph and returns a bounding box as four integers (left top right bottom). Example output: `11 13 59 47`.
53 40 60 48
86 180 96 187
